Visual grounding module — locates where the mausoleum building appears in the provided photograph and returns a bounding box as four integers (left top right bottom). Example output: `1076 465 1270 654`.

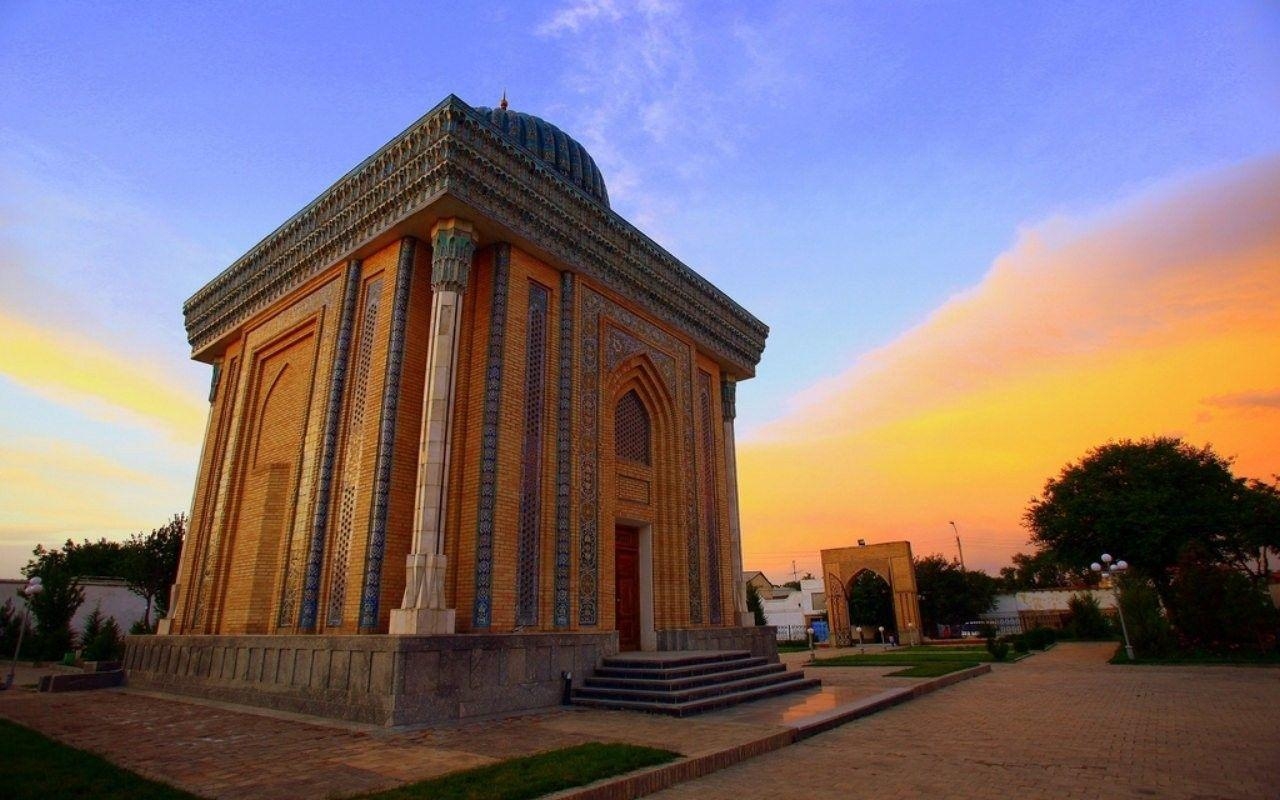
128 96 772 724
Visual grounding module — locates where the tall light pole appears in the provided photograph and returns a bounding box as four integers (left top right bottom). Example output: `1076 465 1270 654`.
4 576 43 690
1091 554 1135 661
950 521 966 572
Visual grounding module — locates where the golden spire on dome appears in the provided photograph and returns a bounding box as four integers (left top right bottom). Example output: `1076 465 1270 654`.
499 90 508 110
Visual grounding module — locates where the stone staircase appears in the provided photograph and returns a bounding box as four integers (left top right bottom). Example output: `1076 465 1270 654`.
572 650 820 717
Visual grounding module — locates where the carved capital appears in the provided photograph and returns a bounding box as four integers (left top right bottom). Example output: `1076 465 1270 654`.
720 376 737 421
430 218 477 292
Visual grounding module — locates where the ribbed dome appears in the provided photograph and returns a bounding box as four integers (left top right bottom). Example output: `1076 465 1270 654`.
475 105 609 208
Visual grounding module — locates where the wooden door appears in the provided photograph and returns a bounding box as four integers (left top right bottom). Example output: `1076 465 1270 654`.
615 525 640 651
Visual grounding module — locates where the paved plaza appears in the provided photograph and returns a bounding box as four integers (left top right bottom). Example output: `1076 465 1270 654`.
653 643 1280 800
2 643 1277 799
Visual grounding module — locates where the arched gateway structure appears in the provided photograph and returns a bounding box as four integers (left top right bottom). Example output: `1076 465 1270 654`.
822 541 924 645
126 96 770 725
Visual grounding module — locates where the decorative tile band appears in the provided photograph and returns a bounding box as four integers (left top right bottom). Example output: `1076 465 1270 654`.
516 281 551 627
698 370 723 625
473 244 510 629
326 275 382 626
554 273 575 628
359 237 416 631
296 259 362 631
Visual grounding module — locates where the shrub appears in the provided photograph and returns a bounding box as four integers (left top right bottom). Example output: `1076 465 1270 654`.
82 616 123 662
1025 626 1056 650
1066 593 1112 639
1164 546 1278 653
129 618 154 636
1010 635 1030 654
986 637 1010 661
1116 575 1173 657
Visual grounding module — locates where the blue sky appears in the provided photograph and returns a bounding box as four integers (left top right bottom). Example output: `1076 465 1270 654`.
1 1 1277 577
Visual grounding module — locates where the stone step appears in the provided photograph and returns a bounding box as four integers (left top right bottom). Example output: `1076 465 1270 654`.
593 655 769 681
600 649 753 670
576 667 807 705
573 675 823 717
584 661 787 692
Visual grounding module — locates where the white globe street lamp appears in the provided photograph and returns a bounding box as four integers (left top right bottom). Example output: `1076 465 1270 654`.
4 576 44 690
1091 554 1135 661
878 624 885 645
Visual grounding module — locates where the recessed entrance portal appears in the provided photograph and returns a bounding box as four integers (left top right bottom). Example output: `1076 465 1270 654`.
615 525 641 651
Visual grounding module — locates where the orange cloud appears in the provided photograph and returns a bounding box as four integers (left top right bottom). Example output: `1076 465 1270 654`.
0 310 206 444
738 157 1280 579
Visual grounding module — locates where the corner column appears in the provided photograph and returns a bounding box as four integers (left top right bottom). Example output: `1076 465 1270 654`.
721 377 753 627
390 218 476 635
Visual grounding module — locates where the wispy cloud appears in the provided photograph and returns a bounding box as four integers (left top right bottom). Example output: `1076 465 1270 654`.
737 157 1280 577
0 310 206 444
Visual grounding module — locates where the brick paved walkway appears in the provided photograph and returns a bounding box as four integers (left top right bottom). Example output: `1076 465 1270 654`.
648 643 1280 800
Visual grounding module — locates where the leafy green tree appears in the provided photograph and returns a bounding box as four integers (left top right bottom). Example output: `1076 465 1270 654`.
846 571 894 635
998 551 1086 592
915 555 999 632
22 547 84 660
1025 437 1276 604
745 582 767 626
1165 543 1278 652
123 514 186 628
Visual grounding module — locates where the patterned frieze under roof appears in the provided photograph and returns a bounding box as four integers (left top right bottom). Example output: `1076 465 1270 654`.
182 95 768 376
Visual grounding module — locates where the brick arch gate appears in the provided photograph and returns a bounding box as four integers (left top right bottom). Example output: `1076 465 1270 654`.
822 541 924 645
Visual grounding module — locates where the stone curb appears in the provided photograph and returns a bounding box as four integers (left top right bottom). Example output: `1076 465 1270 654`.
547 664 991 800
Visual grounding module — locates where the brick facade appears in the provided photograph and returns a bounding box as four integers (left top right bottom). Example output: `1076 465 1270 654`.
159 96 765 652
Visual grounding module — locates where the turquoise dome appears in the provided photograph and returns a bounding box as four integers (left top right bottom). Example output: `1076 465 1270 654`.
475 104 610 208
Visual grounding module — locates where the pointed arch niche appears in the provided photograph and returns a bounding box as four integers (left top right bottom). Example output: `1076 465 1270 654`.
604 352 682 648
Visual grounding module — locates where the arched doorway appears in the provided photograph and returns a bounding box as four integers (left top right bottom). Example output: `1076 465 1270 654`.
846 569 895 642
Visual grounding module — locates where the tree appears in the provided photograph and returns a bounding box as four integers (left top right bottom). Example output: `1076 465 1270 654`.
1024 437 1275 604
998 551 1083 592
915 555 999 633
745 582 767 626
123 514 186 628
22 546 84 660
846 571 894 634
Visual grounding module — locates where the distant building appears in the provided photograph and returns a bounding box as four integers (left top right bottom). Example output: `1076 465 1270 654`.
761 578 827 636
742 570 774 599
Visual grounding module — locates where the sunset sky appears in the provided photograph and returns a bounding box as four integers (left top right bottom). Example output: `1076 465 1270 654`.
1 2 1277 580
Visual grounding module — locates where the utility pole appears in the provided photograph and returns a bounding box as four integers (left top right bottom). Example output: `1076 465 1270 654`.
792 560 799 584
950 521 966 572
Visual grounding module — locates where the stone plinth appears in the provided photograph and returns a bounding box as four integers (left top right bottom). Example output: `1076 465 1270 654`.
655 626 778 660
124 632 617 727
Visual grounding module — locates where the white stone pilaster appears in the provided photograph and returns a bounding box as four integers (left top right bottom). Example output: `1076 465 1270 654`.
390 219 476 635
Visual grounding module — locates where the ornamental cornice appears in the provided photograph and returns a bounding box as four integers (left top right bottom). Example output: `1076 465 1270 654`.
183 95 768 374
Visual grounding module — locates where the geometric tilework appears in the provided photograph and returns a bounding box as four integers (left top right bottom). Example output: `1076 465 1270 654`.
297 259 362 631
554 272 574 628
359 237 416 631
515 281 550 627
473 244 510 630
698 370 722 625
326 276 382 627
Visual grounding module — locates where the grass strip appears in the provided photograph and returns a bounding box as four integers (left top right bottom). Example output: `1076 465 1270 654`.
354 741 680 800
885 661 980 678
1109 646 1280 666
812 651 1007 666
0 717 199 800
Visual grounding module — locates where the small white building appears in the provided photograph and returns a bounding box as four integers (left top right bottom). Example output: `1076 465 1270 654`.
761 578 826 638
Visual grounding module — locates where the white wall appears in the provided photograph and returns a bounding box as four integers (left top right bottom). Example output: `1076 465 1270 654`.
1 578 148 634
762 578 827 627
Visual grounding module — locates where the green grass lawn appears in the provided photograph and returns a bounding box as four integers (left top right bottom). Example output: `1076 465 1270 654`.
1109 645 1280 666
885 661 981 678
353 742 680 800
1 717 199 800
0 718 678 800
812 648 1018 666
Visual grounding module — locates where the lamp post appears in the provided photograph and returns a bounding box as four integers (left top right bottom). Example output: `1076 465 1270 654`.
4 576 43 690
854 625 862 650
878 624 885 645
806 626 815 661
1091 554 1135 661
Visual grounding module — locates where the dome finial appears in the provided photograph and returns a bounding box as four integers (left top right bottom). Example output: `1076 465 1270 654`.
499 90 508 111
